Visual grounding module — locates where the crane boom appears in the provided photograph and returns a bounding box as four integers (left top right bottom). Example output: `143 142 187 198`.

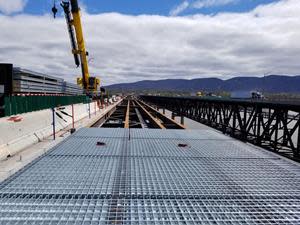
60 0 99 94
61 1 80 67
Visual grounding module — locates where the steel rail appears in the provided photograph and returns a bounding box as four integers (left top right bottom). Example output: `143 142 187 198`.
135 108 147 128
124 100 130 128
135 100 165 129
138 100 186 129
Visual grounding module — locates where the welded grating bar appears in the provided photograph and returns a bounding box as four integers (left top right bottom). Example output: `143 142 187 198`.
0 128 299 224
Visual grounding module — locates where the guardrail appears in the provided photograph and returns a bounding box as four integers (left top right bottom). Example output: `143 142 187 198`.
4 95 90 117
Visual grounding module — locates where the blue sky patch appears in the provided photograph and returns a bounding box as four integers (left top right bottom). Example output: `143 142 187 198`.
13 0 281 16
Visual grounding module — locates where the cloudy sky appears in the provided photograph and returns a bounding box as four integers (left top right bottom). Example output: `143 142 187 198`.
0 0 299 85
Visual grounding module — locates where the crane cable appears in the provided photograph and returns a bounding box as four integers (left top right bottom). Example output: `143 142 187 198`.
52 0 58 18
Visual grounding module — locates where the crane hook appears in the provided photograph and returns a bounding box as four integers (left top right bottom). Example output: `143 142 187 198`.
52 0 58 18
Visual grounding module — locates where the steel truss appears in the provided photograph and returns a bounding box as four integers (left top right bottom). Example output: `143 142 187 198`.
140 96 300 160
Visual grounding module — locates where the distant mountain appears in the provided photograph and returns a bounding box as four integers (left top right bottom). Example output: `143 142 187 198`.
105 75 300 93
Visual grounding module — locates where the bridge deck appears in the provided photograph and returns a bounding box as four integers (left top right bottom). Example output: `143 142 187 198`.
0 128 300 224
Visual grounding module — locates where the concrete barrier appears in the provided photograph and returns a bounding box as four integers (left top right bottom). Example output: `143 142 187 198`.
0 101 105 160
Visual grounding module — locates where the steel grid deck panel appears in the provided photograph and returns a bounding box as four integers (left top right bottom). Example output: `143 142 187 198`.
129 128 231 140
0 128 300 225
129 138 278 159
74 128 128 139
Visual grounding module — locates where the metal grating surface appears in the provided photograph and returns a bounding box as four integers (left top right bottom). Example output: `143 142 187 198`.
74 128 128 139
48 137 123 156
0 128 300 224
129 128 231 140
129 139 278 159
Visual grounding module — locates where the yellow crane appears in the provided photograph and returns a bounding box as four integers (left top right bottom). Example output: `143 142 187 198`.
53 0 100 95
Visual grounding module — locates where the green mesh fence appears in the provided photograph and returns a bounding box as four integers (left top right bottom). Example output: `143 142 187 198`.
4 95 90 117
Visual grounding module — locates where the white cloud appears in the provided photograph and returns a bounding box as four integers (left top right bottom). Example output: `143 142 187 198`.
170 1 190 16
192 0 237 9
0 0 27 15
0 0 300 86
170 0 238 16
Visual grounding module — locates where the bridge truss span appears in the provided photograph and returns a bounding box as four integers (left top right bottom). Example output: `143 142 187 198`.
140 96 300 160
